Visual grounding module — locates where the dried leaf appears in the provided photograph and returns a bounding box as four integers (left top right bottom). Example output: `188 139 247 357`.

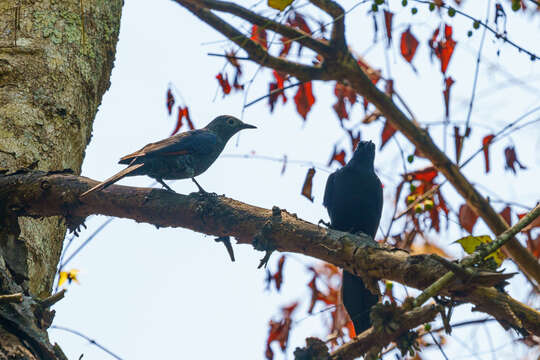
301 167 316 202
293 82 315 120
482 134 495 173
251 25 268 49
443 77 455 120
279 37 292 57
265 302 298 359
166 88 175 115
383 10 393 47
266 255 286 291
347 129 361 151
216 73 231 96
400 27 419 65
328 147 346 167
459 203 479 234
499 206 512 226
380 120 397 149
429 24 457 74
504 146 527 174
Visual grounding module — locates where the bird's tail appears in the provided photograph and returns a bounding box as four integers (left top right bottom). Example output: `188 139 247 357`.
80 163 145 198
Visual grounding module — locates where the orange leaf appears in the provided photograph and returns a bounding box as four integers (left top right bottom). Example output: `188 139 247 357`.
293 82 315 120
482 134 495 173
429 24 457 74
166 88 175 115
380 120 397 149
328 147 346 167
265 302 298 359
459 203 479 234
443 77 455 120
279 37 291 57
266 255 286 291
383 10 393 47
216 73 231 96
301 167 316 202
251 25 268 49
269 72 288 112
499 206 512 226
347 130 361 151
400 27 419 64
504 146 527 174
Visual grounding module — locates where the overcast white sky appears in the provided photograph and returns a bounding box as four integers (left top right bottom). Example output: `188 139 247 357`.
48 1 540 359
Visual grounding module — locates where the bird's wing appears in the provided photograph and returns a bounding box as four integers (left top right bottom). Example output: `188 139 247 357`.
119 130 217 164
323 171 336 209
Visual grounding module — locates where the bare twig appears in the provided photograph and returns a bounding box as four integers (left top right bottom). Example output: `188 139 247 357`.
0 293 23 303
50 325 123 360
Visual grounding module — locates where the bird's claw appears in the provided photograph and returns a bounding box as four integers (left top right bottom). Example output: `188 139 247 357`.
257 249 274 269
318 219 332 228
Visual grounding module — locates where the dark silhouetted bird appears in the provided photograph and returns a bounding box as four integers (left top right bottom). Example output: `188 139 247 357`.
323 140 383 336
80 115 256 198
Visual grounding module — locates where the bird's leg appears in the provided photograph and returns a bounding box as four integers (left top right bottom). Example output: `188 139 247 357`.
191 178 207 193
157 178 175 193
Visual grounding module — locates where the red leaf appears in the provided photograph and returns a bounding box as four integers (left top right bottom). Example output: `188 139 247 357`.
347 129 361 151
301 168 316 202
334 82 357 104
269 71 288 112
216 73 231 96
504 146 527 174
459 203 479 234
251 25 268 49
265 302 298 359
406 167 438 183
380 120 397 149
293 82 315 120
287 12 311 34
443 76 455 120
171 106 194 135
429 24 457 74
166 88 175 115
400 27 419 64
482 134 495 173
383 10 394 47
332 98 348 122
499 206 512 226
279 37 292 57
453 126 464 163
266 255 286 291
328 147 346 167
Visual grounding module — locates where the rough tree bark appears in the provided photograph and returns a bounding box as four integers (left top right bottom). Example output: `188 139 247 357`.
0 0 122 357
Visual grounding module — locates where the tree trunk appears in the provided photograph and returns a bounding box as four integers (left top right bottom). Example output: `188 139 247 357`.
0 0 122 357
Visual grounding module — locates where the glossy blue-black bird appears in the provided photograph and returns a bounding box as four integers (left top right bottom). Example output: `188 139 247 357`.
80 115 256 197
323 140 383 335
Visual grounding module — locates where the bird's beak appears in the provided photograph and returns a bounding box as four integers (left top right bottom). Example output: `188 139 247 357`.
240 123 257 129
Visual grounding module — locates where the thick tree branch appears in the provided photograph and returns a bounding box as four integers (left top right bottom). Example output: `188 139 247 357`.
170 0 540 284
2 171 540 335
175 0 326 81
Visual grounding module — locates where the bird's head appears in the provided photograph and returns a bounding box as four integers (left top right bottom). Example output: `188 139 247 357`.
205 115 257 140
348 140 376 169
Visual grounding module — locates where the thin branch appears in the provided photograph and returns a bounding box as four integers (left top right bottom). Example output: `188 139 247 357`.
0 293 23 303
462 0 491 162
175 0 326 81
198 0 332 56
50 326 123 360
244 80 305 108
39 289 66 308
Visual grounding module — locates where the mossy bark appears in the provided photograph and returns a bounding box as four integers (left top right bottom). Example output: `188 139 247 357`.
0 0 123 357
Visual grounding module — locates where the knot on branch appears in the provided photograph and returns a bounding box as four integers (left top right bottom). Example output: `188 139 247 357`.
293 337 329 360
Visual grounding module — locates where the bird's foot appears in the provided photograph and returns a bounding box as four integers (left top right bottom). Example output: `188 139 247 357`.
257 249 274 269
157 178 176 193
318 219 332 229
192 178 218 197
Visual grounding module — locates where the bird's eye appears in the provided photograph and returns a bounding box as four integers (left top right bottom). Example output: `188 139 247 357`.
227 119 235 125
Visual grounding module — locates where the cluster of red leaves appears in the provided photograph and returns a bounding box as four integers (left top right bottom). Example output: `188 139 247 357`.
307 264 354 343
400 167 449 233
269 71 288 112
429 24 457 74
166 87 196 135
215 50 244 97
265 302 298 360
333 82 357 123
266 255 286 291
